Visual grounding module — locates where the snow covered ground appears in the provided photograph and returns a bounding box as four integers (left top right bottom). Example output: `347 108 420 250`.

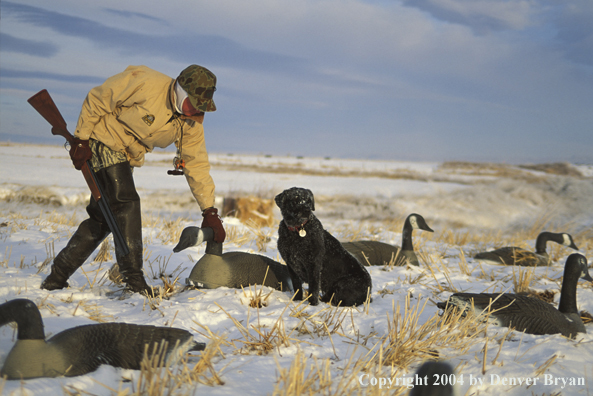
1 142 592 395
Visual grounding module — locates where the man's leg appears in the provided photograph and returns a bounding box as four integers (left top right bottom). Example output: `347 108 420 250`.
96 162 154 295
41 198 110 290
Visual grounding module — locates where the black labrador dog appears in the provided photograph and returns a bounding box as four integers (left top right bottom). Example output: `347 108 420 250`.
275 187 372 306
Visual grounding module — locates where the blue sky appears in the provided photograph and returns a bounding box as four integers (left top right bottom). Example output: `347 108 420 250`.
1 0 592 163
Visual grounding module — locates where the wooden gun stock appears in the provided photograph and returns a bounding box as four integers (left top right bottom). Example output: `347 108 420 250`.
27 89 130 256
28 90 100 200
27 89 73 144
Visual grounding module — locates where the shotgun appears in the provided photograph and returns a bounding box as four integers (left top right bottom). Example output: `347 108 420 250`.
27 89 130 257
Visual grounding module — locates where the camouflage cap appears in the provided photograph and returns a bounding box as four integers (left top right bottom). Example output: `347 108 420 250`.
177 65 217 112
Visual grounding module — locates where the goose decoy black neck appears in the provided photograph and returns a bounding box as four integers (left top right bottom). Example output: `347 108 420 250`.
558 253 592 315
0 299 45 340
401 213 434 251
535 232 578 254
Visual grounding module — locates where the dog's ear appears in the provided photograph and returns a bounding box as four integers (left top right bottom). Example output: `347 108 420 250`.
274 191 285 208
305 188 315 211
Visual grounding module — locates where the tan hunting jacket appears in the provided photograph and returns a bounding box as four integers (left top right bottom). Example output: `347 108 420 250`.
74 65 215 210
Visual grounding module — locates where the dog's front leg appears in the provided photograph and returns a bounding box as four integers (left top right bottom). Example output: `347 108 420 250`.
287 265 304 301
307 259 322 306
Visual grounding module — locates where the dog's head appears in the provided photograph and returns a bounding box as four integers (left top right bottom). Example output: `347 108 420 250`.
275 187 315 227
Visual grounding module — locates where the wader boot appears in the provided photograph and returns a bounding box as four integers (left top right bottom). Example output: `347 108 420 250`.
42 162 155 296
40 216 110 290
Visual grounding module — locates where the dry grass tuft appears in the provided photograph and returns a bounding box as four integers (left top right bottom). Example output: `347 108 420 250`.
186 335 227 386
93 240 113 263
145 254 185 283
245 219 274 252
41 210 79 228
272 349 333 396
216 301 295 355
156 217 185 246
437 229 502 247
369 295 486 371
78 300 115 323
512 266 536 293
80 263 109 289
108 263 124 285
0 246 12 268
131 342 185 395
580 310 593 324
527 289 556 304
534 354 559 376
272 346 374 396
292 304 351 338
424 258 459 293
36 241 56 273
242 275 275 308
158 275 182 299
108 337 226 396
222 195 276 227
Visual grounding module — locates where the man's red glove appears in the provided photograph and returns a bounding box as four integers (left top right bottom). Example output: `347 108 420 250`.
201 207 226 243
69 138 92 170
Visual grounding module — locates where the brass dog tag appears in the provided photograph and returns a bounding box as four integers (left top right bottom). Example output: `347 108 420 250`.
299 229 307 237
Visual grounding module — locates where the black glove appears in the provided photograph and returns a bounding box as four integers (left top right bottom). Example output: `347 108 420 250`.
201 207 226 243
69 138 92 170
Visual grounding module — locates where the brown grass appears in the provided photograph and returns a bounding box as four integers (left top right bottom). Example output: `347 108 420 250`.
512 266 537 293
245 219 275 252
368 296 485 371
93 240 113 263
580 310 593 324
292 304 351 339
83 335 226 396
215 301 295 355
222 196 276 228
241 273 275 308
272 346 382 396
272 350 333 396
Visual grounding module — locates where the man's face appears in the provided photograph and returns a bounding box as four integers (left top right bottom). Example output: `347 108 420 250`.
181 97 201 116
179 100 205 123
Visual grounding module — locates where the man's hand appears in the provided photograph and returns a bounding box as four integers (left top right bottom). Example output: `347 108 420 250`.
69 137 92 170
201 207 225 243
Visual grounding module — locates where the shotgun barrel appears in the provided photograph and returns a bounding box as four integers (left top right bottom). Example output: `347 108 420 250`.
27 89 130 257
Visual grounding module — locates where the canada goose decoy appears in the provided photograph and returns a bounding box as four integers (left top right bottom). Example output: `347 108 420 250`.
473 231 578 266
342 213 433 266
0 298 206 379
410 361 454 396
173 226 292 291
437 253 592 338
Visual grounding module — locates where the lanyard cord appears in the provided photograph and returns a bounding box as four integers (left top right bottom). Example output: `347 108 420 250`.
167 115 186 175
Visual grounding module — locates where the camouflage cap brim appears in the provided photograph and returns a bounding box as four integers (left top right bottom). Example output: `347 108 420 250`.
190 97 216 112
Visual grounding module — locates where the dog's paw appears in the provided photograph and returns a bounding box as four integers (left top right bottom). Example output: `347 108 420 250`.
308 293 320 306
320 293 332 303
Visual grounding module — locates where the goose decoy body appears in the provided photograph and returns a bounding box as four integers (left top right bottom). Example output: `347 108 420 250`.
342 213 433 266
410 361 454 396
473 231 578 266
174 227 292 291
0 298 205 379
437 253 592 338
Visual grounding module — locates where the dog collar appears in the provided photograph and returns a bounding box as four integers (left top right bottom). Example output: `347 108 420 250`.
287 219 308 237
